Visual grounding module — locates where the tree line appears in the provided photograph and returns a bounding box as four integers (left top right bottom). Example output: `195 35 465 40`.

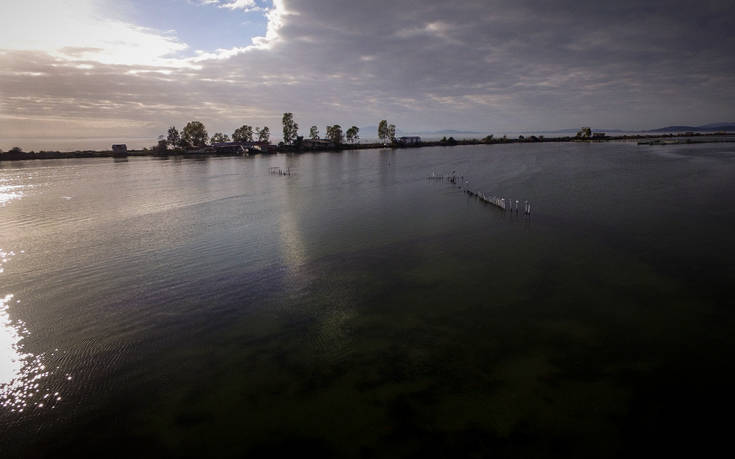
160 121 271 150
157 113 400 151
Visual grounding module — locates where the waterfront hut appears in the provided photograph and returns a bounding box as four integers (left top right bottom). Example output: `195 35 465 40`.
398 136 422 145
112 144 128 156
211 142 247 155
302 139 335 150
241 141 275 153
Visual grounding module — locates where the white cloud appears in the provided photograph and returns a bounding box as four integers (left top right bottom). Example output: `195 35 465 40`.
0 0 287 68
0 0 195 67
1 0 734 149
218 0 262 11
197 0 264 12
250 0 287 48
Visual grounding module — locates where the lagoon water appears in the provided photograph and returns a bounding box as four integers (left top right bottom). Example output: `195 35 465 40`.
1 143 734 457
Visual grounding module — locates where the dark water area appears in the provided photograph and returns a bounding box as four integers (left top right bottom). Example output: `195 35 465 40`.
1 142 734 457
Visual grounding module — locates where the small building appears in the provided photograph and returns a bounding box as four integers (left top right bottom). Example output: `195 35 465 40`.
301 139 335 149
399 136 421 145
240 141 274 153
211 142 247 155
112 144 128 156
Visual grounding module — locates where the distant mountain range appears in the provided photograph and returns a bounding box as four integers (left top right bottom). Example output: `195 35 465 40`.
357 123 735 139
359 127 490 137
646 122 735 133
519 123 735 134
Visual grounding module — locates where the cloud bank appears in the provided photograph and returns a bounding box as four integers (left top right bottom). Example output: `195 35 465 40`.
1 0 734 149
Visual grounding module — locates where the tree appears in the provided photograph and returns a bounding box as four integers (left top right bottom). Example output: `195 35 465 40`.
309 125 320 140
345 126 360 143
167 126 180 147
326 125 344 145
378 120 388 144
576 127 592 138
233 125 254 142
387 124 396 143
181 121 208 148
482 134 494 143
156 136 168 152
282 112 299 144
211 132 230 143
256 126 270 143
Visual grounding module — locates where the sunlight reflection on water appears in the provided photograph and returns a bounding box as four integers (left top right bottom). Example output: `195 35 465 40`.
0 294 25 388
1 175 68 416
0 184 24 206
0 251 62 413
0 293 48 413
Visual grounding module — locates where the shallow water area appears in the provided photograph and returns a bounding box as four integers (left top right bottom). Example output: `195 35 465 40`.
1 142 734 457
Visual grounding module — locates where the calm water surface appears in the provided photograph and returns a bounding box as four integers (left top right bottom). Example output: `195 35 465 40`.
1 143 734 457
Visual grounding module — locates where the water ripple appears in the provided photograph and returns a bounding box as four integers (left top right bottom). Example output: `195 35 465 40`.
0 249 64 414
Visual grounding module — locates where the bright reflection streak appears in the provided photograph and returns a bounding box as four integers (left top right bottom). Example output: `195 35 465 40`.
0 251 59 413
0 294 25 387
278 209 307 271
0 184 24 206
0 294 58 413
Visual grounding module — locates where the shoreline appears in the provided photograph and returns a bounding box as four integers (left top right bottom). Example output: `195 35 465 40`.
2 132 734 162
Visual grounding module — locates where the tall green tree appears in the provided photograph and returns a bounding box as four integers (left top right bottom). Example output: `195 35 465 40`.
167 126 180 147
326 125 344 145
309 125 319 140
576 127 592 138
378 120 388 144
232 125 254 142
345 126 360 143
256 126 270 143
282 113 299 144
211 132 230 143
387 124 396 143
181 121 208 148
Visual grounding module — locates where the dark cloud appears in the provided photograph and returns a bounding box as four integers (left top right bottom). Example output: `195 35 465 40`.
2 0 734 147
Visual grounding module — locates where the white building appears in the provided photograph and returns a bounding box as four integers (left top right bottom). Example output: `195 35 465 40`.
399 136 421 145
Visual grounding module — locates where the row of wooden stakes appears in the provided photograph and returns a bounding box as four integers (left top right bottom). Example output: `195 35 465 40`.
426 172 531 215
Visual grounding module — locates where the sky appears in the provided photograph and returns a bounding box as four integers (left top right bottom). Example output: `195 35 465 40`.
1 0 734 149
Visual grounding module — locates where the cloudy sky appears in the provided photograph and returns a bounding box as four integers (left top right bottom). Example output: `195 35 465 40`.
1 0 734 149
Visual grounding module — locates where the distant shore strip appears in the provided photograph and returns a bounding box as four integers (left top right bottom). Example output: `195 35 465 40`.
2 133 734 162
